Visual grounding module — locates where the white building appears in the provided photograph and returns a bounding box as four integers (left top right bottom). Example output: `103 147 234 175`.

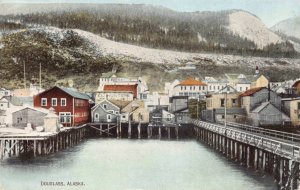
98 73 149 100
165 78 207 99
204 77 228 93
0 88 11 98
144 92 170 112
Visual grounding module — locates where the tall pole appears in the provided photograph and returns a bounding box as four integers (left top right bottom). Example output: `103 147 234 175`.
224 89 227 128
197 97 199 119
39 62 42 91
23 61 26 89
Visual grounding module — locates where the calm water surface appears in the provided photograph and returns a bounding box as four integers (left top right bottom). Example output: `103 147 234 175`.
0 139 277 190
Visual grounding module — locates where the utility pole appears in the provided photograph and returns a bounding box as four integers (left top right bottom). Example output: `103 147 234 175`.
224 86 228 128
23 61 26 90
39 62 42 91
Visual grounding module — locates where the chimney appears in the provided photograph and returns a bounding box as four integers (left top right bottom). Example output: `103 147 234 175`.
255 66 259 76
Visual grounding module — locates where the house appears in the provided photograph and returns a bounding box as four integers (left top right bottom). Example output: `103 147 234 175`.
12 106 50 128
205 77 228 94
169 96 190 124
206 86 240 110
34 86 91 127
240 87 281 114
121 100 149 124
225 74 251 92
95 91 134 103
249 102 290 127
281 98 300 126
91 99 120 123
104 84 138 99
0 88 11 97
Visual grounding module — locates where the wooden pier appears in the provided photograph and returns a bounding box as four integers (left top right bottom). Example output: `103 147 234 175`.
86 122 182 139
193 120 300 190
0 126 87 159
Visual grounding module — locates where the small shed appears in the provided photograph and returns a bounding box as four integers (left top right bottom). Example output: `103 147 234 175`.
44 108 60 132
12 106 49 128
250 102 290 127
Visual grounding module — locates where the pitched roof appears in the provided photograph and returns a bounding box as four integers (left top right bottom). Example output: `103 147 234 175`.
292 80 300 88
104 84 138 98
178 78 207 86
58 86 91 100
251 102 270 113
110 100 131 109
239 87 265 97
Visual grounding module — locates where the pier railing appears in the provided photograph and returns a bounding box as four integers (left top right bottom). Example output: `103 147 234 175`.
193 120 300 161
217 121 300 142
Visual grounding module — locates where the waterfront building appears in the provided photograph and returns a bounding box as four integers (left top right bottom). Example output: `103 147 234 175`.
12 106 50 128
91 99 121 123
121 99 149 124
169 96 190 125
204 77 228 94
0 88 11 98
34 86 91 127
206 85 239 110
94 91 134 103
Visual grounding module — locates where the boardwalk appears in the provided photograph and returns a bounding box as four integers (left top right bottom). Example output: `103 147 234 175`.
193 120 300 190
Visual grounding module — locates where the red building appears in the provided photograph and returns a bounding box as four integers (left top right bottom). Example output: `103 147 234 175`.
104 84 138 98
34 86 91 127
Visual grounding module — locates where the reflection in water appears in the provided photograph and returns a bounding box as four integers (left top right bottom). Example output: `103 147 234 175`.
0 139 276 190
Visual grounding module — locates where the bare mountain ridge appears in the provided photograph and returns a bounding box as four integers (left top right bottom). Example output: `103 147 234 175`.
0 4 297 57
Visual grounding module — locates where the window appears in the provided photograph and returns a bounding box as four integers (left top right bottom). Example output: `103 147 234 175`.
167 114 171 121
60 112 71 123
0 104 3 107
103 104 107 109
122 115 126 119
246 87 248 90
240 87 242 91
41 98 47 106
115 111 119 114
61 98 67 106
107 114 111 120
95 113 99 119
298 102 300 110
222 115 225 119
51 98 57 106
202 86 205 90
221 99 225 107
108 110 114 114
234 115 237 119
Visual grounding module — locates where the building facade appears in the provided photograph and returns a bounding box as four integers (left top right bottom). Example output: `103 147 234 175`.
34 86 91 127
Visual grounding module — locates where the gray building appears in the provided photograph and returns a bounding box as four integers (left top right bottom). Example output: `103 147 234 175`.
240 87 281 114
169 96 190 124
91 100 120 123
12 107 49 128
249 102 290 127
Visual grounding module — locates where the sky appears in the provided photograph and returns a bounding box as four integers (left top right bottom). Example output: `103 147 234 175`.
0 0 300 27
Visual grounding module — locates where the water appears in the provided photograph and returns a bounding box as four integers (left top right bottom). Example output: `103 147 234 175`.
0 139 277 190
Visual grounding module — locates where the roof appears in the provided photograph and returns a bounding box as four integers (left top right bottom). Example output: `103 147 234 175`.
178 78 207 86
217 85 237 94
12 106 50 114
104 84 138 98
252 102 270 113
239 87 265 97
292 80 300 88
110 100 131 109
237 78 251 84
0 96 33 106
58 86 91 100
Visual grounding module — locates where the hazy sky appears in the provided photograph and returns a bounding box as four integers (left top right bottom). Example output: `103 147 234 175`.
1 0 299 27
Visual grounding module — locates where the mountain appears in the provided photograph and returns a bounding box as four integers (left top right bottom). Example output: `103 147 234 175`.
1 26 300 91
271 16 300 40
0 4 297 57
